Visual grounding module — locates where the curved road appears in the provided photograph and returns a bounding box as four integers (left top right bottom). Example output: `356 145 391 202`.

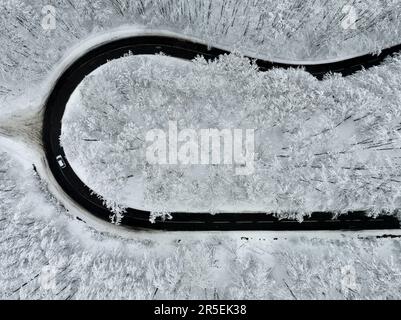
43 35 401 230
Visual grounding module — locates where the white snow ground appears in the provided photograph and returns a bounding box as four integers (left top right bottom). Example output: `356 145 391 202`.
2 0 401 299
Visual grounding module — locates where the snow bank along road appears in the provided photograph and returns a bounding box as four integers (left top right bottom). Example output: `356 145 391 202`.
43 35 401 231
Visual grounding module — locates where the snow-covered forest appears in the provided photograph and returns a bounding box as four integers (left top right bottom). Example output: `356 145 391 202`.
62 53 401 219
1 0 401 300
1 0 401 104
2 151 401 299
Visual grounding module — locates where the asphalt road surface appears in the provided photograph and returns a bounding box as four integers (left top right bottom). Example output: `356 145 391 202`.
43 35 401 230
